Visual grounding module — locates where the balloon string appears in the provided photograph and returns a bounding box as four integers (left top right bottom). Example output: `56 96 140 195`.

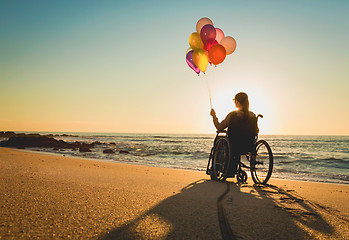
203 76 212 109
209 93 212 109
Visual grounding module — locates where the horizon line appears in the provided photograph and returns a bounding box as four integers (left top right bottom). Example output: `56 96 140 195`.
1 130 349 137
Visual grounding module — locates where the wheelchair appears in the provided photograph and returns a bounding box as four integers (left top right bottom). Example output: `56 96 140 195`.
206 114 273 184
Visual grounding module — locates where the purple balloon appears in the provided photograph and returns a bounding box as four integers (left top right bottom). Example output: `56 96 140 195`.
186 50 200 74
200 24 216 49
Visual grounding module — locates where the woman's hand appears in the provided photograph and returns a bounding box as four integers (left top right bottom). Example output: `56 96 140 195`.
210 108 216 118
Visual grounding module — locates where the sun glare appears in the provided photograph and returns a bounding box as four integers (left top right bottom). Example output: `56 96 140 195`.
207 73 275 134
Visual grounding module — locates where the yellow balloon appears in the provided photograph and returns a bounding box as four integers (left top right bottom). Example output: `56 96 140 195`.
189 32 204 50
193 49 208 73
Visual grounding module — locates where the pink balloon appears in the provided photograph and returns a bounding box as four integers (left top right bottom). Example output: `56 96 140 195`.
186 50 200 74
215 28 225 43
200 24 216 51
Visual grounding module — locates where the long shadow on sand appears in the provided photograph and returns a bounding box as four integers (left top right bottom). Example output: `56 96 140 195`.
99 179 224 239
99 179 336 240
223 182 336 239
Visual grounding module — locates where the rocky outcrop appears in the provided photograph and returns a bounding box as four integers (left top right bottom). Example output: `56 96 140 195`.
0 132 78 140
0 136 62 148
0 135 94 150
0 131 17 138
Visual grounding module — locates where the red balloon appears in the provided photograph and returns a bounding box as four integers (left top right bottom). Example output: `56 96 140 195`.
204 40 218 51
200 24 216 51
208 44 226 65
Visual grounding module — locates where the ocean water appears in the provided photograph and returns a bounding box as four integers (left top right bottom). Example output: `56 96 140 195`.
4 133 349 184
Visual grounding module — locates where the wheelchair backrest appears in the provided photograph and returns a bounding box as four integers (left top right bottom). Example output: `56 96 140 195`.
227 112 258 154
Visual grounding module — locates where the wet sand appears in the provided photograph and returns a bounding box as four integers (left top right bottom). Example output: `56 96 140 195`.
0 147 348 239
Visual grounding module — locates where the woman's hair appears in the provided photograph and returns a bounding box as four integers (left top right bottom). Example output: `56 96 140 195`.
235 92 249 120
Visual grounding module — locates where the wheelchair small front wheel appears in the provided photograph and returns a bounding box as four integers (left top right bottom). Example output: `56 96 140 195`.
237 170 247 183
211 137 230 181
250 140 273 184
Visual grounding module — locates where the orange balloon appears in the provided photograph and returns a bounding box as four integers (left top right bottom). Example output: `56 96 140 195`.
196 17 213 33
193 49 208 72
189 32 204 50
220 36 236 55
208 44 226 65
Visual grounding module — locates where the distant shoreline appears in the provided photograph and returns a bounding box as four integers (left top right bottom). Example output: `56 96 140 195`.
2 130 349 137
1 132 348 185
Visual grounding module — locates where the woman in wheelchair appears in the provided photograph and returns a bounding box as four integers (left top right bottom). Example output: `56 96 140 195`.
208 92 273 184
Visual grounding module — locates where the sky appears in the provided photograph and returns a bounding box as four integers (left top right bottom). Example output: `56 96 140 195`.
1 0 348 135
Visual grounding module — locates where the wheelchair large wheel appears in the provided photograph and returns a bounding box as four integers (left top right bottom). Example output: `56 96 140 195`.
211 137 230 181
250 140 273 184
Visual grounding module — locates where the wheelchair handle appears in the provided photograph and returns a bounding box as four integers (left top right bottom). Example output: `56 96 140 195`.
216 130 227 134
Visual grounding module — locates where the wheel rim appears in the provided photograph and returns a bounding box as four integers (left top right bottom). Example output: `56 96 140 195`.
251 141 272 184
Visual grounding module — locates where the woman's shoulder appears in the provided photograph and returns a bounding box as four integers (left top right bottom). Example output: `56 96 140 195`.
229 110 244 119
249 111 257 118
230 110 241 116
229 110 256 119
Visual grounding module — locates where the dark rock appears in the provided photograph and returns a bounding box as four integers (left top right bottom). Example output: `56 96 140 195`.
54 133 77 137
53 148 59 151
0 134 94 151
79 146 91 152
93 141 103 145
119 150 129 154
109 142 116 145
0 136 59 148
103 149 115 154
26 133 42 138
0 131 16 138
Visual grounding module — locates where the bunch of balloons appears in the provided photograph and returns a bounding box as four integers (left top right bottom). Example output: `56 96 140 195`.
186 17 237 74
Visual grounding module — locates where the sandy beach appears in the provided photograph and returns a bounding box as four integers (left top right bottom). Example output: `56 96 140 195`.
0 147 348 239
